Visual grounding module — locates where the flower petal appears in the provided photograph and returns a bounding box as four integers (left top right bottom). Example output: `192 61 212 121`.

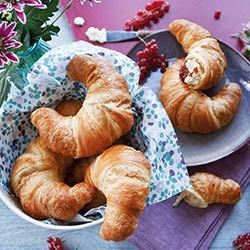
0 53 9 63
15 10 27 24
0 22 7 35
4 40 22 49
13 3 24 12
5 22 16 36
0 4 8 11
5 51 19 63
0 53 9 68
13 41 22 48
34 4 47 9
0 60 4 68
24 0 46 9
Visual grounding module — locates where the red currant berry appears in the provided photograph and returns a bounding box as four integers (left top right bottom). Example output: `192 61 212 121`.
139 58 148 67
152 58 158 65
160 62 166 73
147 12 154 21
152 0 165 9
153 10 160 19
124 25 131 31
145 2 154 11
137 9 145 16
146 42 151 47
150 44 159 54
246 233 250 240
159 54 166 61
163 2 170 12
125 19 132 25
139 76 145 84
233 234 247 247
47 237 54 244
158 8 165 18
148 39 156 46
165 59 169 67
140 66 148 74
133 19 141 28
47 237 64 250
214 10 221 20
144 48 150 56
136 51 145 60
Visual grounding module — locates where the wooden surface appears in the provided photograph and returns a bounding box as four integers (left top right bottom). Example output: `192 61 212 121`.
2 5 250 250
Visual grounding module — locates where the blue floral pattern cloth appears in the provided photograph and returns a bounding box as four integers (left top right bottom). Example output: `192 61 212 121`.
0 41 190 225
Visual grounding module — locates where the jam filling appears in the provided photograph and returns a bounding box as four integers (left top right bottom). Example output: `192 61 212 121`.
179 64 189 82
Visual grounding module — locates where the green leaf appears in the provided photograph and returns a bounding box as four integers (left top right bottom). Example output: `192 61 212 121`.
0 64 17 107
40 25 60 41
25 0 60 45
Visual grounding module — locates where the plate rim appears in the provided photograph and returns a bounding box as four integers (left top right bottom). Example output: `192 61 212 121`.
127 29 250 166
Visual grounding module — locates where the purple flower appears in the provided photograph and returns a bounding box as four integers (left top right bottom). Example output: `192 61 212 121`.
0 21 22 68
0 0 46 24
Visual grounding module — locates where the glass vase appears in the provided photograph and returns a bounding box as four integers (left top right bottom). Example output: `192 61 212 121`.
0 40 51 106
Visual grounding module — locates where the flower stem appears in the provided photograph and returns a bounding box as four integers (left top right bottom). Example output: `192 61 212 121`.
32 0 75 40
138 36 147 45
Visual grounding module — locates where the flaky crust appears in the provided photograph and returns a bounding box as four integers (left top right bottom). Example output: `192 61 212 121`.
10 137 95 220
191 172 241 205
160 59 242 133
174 172 241 208
86 145 151 241
68 158 106 212
69 145 151 241
169 19 227 90
31 55 134 158
11 100 95 220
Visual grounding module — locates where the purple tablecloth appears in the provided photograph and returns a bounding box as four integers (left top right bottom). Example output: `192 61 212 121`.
61 0 249 54
131 142 250 250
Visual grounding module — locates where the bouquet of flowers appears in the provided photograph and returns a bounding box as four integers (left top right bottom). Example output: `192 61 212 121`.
0 0 101 105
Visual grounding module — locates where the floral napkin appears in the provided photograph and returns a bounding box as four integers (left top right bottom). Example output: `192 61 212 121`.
0 41 190 225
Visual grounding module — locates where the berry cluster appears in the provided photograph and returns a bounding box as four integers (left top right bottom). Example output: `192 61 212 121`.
47 237 64 250
136 39 168 84
124 0 170 31
233 233 250 250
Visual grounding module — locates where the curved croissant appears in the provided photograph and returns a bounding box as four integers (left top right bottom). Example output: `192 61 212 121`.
160 59 242 133
169 19 227 90
68 158 106 213
11 100 95 220
31 55 134 158
173 172 241 208
82 145 151 241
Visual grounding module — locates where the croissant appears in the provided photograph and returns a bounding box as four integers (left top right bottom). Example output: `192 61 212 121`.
160 59 242 133
11 100 96 220
169 19 227 90
31 55 134 158
83 145 151 241
68 158 106 212
173 172 241 208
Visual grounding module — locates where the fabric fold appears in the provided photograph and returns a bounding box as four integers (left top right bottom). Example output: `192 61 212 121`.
130 142 250 250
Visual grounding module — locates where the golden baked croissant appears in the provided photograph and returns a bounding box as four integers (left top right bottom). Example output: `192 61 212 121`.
31 55 134 158
82 145 151 241
67 158 106 212
173 172 241 208
169 19 227 90
11 100 96 220
160 59 242 133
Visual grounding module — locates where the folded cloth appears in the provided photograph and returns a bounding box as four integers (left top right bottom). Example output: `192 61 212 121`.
130 142 250 250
